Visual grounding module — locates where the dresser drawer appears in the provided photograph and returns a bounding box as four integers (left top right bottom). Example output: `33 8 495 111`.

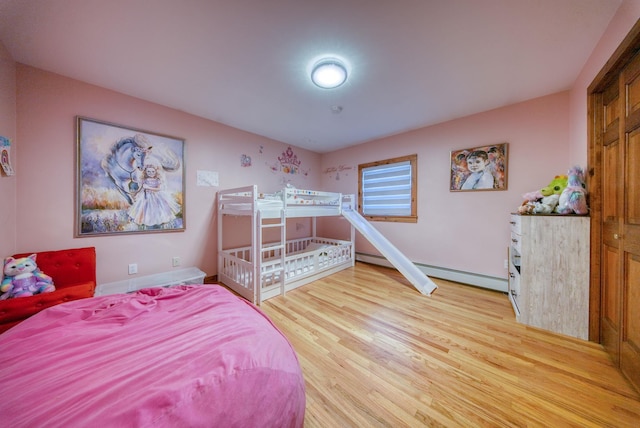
510 213 521 235
510 231 521 253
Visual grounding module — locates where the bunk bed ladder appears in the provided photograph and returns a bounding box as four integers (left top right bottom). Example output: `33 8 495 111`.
258 207 287 302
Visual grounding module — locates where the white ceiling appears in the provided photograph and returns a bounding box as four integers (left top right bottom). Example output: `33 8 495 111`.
0 0 621 153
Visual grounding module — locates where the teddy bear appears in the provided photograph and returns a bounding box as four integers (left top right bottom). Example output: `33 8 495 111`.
0 254 55 299
557 166 588 215
518 175 568 214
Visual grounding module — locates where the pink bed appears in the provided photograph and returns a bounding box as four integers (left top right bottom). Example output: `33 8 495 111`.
0 284 305 427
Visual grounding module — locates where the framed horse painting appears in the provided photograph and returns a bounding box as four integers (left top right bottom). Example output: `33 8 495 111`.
76 117 185 236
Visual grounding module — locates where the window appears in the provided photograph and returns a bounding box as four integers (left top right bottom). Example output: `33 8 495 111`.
358 154 417 223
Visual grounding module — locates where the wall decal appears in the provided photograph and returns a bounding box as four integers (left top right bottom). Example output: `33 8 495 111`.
240 154 252 167
0 136 14 176
323 164 353 181
267 146 309 177
197 170 219 187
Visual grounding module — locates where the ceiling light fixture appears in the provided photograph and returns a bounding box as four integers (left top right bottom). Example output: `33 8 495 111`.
311 58 348 89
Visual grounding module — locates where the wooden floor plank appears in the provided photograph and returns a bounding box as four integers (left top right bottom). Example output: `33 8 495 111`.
257 262 640 427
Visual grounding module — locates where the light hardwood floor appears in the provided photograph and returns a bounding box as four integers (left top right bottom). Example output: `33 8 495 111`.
258 262 640 427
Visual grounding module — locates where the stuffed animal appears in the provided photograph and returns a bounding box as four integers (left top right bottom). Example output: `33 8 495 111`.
533 194 560 214
518 175 568 214
557 166 588 215
541 175 568 197
518 190 543 214
0 254 55 300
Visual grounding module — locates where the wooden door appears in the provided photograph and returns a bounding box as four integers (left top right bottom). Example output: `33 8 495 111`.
600 77 622 363
619 52 640 388
589 21 640 392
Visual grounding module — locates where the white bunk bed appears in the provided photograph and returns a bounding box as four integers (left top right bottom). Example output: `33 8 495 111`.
217 185 355 304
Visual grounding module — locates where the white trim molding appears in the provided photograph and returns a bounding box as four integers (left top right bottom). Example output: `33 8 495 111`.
355 252 508 293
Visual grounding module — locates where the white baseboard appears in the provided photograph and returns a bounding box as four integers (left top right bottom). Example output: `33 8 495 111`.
355 253 508 293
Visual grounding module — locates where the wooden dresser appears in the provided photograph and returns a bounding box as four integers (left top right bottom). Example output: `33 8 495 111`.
508 213 590 340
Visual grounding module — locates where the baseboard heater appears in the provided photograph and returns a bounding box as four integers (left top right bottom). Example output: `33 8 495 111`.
355 252 508 293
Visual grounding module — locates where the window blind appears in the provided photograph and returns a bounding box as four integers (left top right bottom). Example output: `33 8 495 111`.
361 160 412 216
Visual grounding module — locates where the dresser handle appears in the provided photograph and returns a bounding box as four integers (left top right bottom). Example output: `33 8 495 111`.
614 233 620 239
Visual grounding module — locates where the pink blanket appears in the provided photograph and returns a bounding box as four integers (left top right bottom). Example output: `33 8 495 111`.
0 285 305 427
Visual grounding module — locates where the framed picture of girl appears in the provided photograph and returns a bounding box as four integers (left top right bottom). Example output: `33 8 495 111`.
450 143 508 192
76 117 185 236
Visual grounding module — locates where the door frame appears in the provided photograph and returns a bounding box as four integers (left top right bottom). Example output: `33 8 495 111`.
587 19 640 342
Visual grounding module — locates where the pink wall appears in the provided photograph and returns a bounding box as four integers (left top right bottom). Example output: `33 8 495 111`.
319 1 640 282
320 92 571 279
569 0 640 164
15 65 321 284
0 41 16 257
8 2 640 288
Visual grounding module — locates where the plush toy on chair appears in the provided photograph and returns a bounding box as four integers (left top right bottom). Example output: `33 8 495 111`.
0 254 56 300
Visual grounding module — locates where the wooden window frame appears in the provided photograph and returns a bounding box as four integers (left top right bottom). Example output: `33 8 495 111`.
358 154 418 223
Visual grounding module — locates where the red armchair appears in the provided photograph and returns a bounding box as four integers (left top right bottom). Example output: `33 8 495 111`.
0 247 96 333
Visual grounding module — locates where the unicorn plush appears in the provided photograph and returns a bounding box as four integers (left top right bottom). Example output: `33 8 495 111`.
557 166 588 215
0 254 55 299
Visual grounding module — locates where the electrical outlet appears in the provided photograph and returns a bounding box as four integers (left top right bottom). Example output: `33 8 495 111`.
504 259 508 269
172 257 181 267
128 263 138 275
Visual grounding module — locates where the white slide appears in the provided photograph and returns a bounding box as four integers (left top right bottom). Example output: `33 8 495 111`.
342 209 438 295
